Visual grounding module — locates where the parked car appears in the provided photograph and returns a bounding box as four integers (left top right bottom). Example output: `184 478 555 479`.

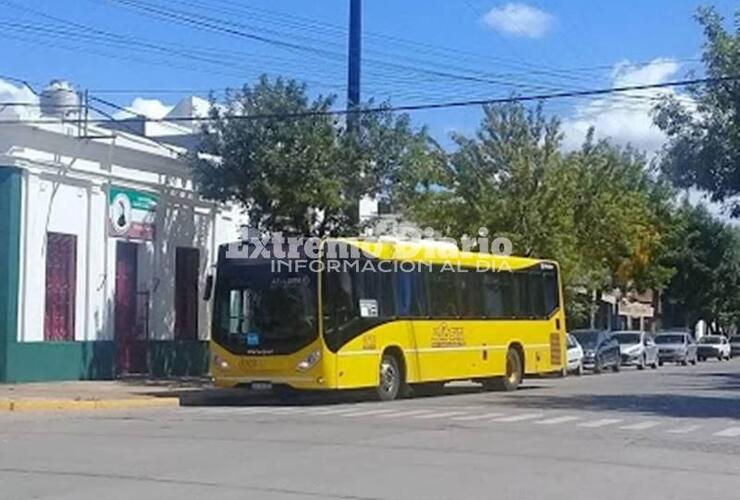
730 336 740 358
566 333 584 376
654 331 698 366
570 329 621 374
611 330 659 369
697 335 732 361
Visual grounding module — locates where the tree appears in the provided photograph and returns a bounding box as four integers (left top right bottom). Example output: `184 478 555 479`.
654 6 740 214
190 75 437 236
661 203 740 329
397 102 676 325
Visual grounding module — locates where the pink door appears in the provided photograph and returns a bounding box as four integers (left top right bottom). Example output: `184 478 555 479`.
44 233 77 341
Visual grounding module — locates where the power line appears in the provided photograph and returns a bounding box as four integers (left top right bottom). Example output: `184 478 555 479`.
0 75 730 126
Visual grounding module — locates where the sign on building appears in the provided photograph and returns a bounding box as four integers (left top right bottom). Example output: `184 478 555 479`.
109 186 158 241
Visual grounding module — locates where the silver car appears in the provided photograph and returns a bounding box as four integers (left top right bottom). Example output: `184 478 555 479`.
612 331 659 369
654 332 698 366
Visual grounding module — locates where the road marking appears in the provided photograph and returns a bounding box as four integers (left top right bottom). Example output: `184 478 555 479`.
451 412 505 421
578 418 623 428
620 421 661 431
666 425 703 434
535 416 581 425
492 413 545 423
414 411 468 420
714 427 740 437
378 410 434 418
340 409 397 417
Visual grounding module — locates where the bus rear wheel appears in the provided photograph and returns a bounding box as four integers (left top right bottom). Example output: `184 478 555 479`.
377 353 405 401
483 347 523 392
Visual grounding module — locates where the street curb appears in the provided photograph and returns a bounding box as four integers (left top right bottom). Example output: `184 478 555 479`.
0 398 181 412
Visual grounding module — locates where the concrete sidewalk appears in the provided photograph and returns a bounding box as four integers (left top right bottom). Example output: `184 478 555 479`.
0 378 211 412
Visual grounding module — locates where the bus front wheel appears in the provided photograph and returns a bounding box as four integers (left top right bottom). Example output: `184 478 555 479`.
377 353 405 401
483 347 523 392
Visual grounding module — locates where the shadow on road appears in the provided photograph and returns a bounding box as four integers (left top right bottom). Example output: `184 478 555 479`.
488 392 740 420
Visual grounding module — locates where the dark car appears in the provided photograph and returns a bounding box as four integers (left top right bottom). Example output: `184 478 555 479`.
654 331 698 366
730 336 740 357
570 329 621 374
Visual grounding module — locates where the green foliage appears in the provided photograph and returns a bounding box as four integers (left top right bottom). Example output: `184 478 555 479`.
661 203 740 328
190 75 437 236
394 102 675 322
654 6 740 214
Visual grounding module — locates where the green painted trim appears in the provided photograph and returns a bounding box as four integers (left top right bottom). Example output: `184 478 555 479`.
4 340 208 382
6 341 116 382
148 341 209 378
0 167 22 382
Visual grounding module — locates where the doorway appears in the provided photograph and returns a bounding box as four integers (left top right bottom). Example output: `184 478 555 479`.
115 241 146 374
175 247 200 341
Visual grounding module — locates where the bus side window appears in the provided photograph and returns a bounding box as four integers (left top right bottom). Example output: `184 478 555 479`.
543 269 559 316
428 266 460 318
483 272 505 318
459 271 484 318
528 270 546 318
395 268 428 318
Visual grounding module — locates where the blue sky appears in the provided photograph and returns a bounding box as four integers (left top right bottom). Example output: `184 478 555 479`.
0 0 737 151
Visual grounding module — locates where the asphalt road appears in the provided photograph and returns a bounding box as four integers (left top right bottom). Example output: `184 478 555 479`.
2 360 740 500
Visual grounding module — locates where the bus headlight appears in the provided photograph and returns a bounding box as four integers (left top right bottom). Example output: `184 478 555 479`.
296 350 321 372
212 354 230 371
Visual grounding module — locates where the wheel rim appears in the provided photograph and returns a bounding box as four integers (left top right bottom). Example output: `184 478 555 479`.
379 358 397 396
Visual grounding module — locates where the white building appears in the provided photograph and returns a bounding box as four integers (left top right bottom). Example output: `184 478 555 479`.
0 84 246 382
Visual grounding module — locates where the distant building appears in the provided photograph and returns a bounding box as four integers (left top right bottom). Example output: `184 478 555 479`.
0 82 246 382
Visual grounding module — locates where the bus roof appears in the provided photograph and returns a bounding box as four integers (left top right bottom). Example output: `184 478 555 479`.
334 237 555 271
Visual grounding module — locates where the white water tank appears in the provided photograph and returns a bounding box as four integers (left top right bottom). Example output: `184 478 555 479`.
39 80 80 118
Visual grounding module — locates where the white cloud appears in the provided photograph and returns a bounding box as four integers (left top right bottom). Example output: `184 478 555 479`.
560 58 694 153
0 78 40 120
483 3 554 39
114 97 174 119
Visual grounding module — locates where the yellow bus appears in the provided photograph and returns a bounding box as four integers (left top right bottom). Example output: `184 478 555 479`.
207 238 566 400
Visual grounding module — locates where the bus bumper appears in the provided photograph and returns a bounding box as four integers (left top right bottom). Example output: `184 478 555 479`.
209 342 335 390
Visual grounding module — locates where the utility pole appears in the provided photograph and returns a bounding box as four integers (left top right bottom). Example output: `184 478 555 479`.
347 0 362 131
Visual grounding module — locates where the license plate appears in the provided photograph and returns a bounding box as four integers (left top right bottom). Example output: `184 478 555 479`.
251 382 273 391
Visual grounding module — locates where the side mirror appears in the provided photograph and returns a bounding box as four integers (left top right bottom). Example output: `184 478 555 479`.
203 274 214 301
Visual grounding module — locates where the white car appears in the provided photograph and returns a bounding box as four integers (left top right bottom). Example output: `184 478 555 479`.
612 330 659 369
566 334 584 375
697 335 732 361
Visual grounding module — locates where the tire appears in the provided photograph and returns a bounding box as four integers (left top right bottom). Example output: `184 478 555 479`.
377 353 405 401
483 347 523 391
593 356 603 374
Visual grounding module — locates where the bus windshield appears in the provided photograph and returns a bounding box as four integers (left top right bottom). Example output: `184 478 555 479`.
214 262 317 354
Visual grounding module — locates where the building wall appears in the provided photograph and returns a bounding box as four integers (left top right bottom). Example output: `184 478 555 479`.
0 124 245 382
